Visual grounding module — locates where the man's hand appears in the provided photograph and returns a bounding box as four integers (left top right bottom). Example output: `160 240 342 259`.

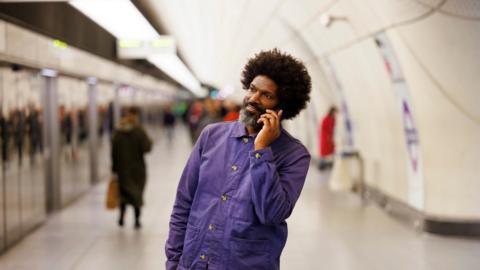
254 109 283 150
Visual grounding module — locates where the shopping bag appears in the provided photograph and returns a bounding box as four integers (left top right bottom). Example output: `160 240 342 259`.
329 155 353 192
106 175 119 210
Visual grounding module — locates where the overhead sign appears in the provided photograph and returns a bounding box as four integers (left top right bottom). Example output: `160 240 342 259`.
52 39 68 49
117 36 176 59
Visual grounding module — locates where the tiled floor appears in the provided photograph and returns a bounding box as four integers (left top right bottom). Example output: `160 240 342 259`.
1 125 479 270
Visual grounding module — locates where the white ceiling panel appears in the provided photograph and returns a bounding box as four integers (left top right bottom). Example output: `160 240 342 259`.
440 0 480 19
415 0 446 7
278 0 338 31
363 0 430 27
395 12 480 121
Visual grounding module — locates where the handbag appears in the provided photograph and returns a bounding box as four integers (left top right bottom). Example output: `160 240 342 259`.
106 175 119 210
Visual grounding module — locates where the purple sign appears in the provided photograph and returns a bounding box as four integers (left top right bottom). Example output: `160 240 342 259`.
402 100 419 172
375 31 424 210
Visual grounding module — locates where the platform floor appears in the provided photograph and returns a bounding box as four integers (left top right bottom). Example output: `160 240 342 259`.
0 125 479 270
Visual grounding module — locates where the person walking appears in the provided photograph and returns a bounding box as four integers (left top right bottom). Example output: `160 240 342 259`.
111 107 152 229
163 105 176 142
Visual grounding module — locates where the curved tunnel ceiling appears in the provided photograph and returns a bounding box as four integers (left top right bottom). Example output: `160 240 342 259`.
139 0 480 122
138 0 440 89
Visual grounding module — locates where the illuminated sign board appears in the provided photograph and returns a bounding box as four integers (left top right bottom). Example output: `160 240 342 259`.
117 36 176 59
53 39 68 49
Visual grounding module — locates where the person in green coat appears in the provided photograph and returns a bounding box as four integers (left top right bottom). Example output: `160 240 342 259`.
112 107 152 229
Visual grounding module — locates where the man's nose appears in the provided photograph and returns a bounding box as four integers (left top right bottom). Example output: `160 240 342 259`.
249 91 261 103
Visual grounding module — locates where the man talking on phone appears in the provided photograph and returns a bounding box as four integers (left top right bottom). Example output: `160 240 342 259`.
166 49 312 270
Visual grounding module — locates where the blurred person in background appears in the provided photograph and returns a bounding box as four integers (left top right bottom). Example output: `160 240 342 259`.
165 49 312 270
162 104 176 142
186 100 205 144
222 99 241 122
318 106 337 170
192 97 223 142
111 107 152 229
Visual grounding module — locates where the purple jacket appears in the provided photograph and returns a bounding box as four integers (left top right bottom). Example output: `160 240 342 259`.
165 121 310 270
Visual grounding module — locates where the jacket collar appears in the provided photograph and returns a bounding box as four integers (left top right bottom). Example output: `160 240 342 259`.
230 120 249 138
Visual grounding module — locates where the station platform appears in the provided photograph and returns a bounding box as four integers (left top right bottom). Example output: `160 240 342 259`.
0 125 478 270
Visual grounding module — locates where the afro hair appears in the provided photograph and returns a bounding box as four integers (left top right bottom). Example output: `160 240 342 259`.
241 48 312 120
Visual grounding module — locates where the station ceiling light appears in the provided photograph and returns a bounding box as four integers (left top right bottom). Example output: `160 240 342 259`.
320 13 349 28
148 54 206 97
69 0 203 96
70 0 158 40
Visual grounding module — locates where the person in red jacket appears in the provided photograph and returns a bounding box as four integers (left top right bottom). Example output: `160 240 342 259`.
222 99 240 122
318 106 337 170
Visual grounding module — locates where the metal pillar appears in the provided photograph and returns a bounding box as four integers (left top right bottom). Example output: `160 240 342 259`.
113 84 121 128
87 77 98 185
41 69 60 212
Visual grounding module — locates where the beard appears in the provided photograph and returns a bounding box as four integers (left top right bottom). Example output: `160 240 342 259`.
239 99 266 132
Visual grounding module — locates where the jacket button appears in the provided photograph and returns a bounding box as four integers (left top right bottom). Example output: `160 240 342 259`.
231 165 238 171
199 254 206 260
221 195 228 202
208 224 215 231
255 153 262 159
242 137 249 144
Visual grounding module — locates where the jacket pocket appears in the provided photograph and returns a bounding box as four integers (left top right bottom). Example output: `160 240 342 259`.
180 224 201 268
229 237 271 270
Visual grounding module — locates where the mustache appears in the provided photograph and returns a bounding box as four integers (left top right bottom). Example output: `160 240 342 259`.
243 101 266 114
